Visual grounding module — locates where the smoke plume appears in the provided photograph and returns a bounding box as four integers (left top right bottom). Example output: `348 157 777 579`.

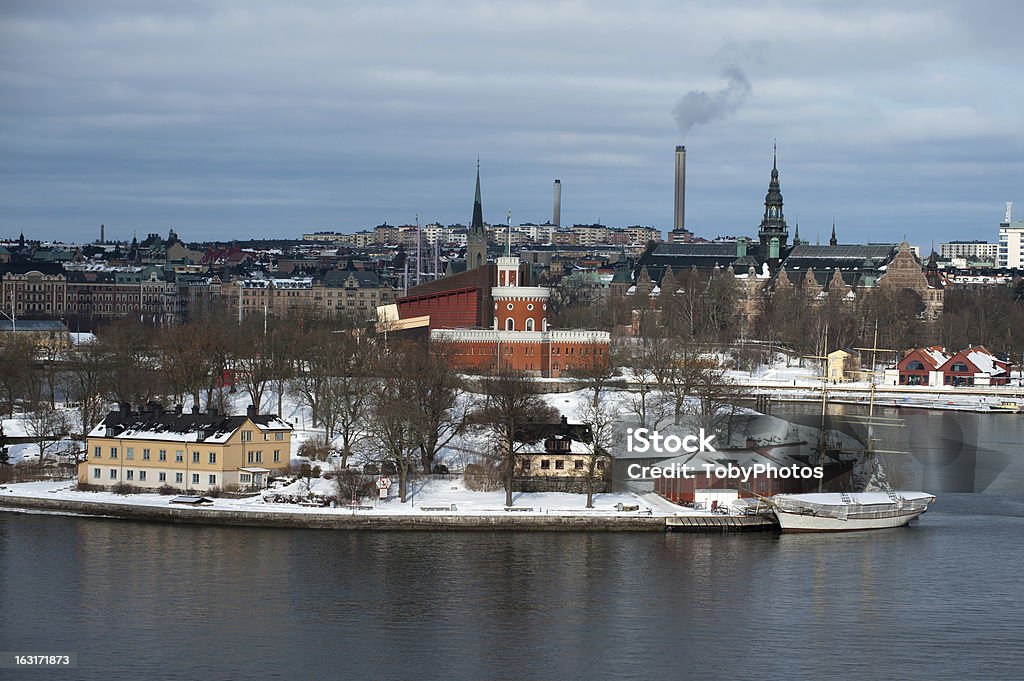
672 67 752 137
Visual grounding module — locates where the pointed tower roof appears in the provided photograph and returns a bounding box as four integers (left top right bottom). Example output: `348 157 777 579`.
758 142 788 250
470 158 484 236
829 221 837 247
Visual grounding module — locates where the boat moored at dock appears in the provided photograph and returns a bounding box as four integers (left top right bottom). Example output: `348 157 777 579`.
771 491 935 532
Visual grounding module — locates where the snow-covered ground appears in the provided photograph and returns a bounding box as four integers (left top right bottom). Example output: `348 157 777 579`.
0 477 708 518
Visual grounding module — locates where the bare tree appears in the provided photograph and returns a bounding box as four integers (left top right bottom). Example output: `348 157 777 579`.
23 376 71 466
403 340 468 474
233 319 275 413
62 340 108 438
566 339 620 408
157 322 211 410
684 358 742 443
99 318 159 407
574 399 616 508
0 333 34 416
322 331 377 468
366 357 419 503
472 370 559 507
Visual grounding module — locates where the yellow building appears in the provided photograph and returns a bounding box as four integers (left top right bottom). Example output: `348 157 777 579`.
826 349 860 383
79 402 292 492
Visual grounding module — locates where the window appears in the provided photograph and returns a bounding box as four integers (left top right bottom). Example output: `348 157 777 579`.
526 318 534 331
506 318 514 331
275 432 284 441
541 460 551 470
596 461 605 470
139 471 147 482
93 446 101 459
907 361 925 371
555 460 565 470
248 452 254 464
209 452 217 464
126 447 134 460
159 472 166 482
274 450 281 463
240 473 252 483
952 362 969 373
109 469 117 479
175 473 183 483
208 475 217 485
574 460 584 470
159 450 167 461
110 447 118 459
192 452 200 463
143 449 150 460
175 450 184 463
256 452 262 463
126 470 134 480
521 458 531 470
192 473 200 484
241 430 253 442
93 468 101 479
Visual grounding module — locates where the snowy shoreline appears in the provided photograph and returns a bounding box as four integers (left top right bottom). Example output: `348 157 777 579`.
0 480 674 531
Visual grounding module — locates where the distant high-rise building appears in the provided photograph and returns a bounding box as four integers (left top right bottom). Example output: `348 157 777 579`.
998 202 1024 268
939 241 998 262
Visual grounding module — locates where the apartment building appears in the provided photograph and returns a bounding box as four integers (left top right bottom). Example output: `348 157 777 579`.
79 402 292 492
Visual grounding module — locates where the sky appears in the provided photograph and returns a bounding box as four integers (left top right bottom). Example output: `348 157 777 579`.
1 0 1022 248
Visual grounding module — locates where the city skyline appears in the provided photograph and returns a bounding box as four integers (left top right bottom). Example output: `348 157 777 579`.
2 0 1022 245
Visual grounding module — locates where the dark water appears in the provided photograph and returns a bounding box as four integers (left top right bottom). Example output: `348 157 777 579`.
2 493 1023 681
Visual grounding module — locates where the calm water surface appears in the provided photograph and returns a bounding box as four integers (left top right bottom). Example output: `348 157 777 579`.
2 408 1023 680
2 493 1023 681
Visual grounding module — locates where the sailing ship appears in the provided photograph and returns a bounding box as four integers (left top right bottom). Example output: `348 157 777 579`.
770 325 936 532
772 491 935 532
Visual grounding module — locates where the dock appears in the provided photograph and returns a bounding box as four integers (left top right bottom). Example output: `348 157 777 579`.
665 514 777 532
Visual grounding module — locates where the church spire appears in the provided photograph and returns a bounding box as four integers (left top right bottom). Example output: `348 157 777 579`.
829 220 837 247
758 143 788 252
466 158 487 270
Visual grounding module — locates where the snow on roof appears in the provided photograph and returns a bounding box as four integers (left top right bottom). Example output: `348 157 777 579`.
922 346 950 368
88 408 292 443
965 348 1005 376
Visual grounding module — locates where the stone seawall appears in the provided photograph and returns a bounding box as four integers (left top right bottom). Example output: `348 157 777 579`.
0 495 667 532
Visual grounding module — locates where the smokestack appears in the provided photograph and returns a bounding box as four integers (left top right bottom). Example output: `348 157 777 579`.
674 146 686 231
553 179 561 229
100 224 105 244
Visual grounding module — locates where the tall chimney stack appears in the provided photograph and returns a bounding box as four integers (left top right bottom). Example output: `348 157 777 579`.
552 179 561 229
100 224 105 244
674 146 686 231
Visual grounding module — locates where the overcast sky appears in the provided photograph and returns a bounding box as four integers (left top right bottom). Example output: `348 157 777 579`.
2 0 1022 247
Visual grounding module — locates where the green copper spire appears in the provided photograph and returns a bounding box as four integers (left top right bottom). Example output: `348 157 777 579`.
467 158 487 270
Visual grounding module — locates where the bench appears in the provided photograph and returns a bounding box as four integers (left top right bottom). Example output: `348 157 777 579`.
420 505 457 512
505 507 534 512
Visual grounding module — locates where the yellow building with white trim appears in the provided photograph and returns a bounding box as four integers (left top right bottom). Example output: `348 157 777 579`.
78 402 292 492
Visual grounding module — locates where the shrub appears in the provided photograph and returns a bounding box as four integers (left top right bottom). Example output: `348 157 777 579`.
158 484 180 496
297 435 331 461
464 462 502 491
111 482 140 495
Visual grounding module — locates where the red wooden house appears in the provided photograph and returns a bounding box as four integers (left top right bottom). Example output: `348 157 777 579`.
937 346 1010 386
896 346 949 386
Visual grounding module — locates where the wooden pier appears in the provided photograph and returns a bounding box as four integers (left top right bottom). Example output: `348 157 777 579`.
665 514 777 532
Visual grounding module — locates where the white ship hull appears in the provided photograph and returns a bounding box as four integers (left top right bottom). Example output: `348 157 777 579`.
771 492 935 533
